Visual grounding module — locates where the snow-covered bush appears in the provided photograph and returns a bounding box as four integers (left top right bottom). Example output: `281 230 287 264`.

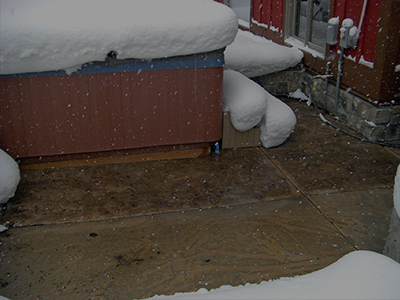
0 149 20 204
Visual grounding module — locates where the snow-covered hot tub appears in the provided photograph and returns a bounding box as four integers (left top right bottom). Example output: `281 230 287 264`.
0 0 238 159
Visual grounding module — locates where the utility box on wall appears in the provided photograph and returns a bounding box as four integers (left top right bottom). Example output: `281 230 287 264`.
326 18 339 45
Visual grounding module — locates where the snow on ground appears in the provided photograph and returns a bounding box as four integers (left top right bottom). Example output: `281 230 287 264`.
223 70 267 131
224 29 303 78
0 0 238 75
289 88 312 106
395 164 400 219
0 149 20 204
145 251 400 300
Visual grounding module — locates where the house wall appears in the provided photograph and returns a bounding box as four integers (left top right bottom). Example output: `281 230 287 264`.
250 0 400 106
245 0 400 144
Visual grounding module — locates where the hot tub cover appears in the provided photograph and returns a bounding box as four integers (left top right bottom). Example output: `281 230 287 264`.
0 0 238 75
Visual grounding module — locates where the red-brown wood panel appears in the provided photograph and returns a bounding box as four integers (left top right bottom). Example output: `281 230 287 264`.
165 69 179 144
0 78 27 156
47 75 71 156
0 65 223 159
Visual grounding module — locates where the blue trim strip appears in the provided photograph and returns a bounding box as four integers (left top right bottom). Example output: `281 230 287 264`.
1 50 225 78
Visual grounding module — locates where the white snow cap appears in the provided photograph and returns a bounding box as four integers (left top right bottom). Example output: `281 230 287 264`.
224 30 303 78
146 251 400 300
0 149 20 204
342 18 354 27
349 26 358 36
260 94 297 148
328 17 340 25
223 70 267 131
394 164 400 218
0 0 238 75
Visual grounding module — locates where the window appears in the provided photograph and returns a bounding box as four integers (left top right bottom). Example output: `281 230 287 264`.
224 0 251 25
286 0 330 52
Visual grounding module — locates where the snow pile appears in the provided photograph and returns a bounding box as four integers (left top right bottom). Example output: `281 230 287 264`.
223 70 296 148
222 30 300 148
289 88 311 104
0 0 238 75
224 30 303 78
223 70 268 131
395 164 400 219
145 251 400 300
0 149 20 204
384 163 400 262
260 95 297 148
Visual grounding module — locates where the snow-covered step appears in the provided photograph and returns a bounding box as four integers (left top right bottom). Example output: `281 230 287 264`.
0 149 20 204
223 69 268 132
222 112 262 149
223 70 296 149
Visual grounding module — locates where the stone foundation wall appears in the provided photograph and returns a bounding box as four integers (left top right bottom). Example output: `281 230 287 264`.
253 67 304 97
254 68 400 145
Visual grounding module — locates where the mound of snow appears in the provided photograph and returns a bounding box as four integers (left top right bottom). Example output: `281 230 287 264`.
146 251 400 300
394 164 400 218
0 149 20 204
0 0 238 75
260 94 297 148
289 88 312 106
224 30 303 78
223 70 267 131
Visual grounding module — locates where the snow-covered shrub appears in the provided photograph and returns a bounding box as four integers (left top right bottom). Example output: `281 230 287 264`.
223 69 268 131
0 149 20 204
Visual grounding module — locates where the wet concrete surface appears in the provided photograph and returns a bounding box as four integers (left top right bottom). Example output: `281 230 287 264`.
1 99 399 299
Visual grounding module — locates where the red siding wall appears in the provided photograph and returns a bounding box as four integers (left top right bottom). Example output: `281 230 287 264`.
252 0 284 31
251 0 382 65
249 0 399 103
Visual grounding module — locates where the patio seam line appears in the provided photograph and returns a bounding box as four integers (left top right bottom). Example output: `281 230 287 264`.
304 186 394 197
384 146 400 159
8 196 306 229
259 147 359 250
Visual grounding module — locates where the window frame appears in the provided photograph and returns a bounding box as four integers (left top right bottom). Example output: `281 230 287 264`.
285 0 329 55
